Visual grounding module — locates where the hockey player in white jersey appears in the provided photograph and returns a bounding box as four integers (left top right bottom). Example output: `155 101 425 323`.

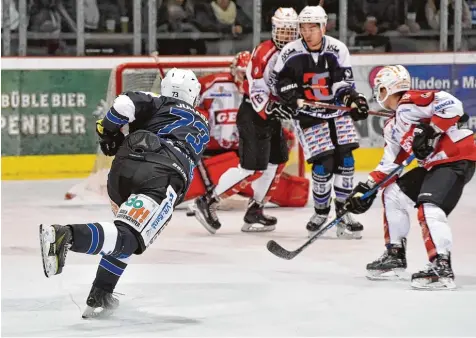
345 65 476 289
274 5 370 239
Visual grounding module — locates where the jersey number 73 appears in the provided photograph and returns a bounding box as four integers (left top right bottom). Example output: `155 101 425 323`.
157 107 210 155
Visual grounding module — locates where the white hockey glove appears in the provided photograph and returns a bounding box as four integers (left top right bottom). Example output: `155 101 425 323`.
265 102 295 121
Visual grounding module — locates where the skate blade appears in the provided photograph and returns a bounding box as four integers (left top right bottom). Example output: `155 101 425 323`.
82 305 116 319
191 204 217 235
411 277 457 290
186 204 196 217
241 223 276 233
366 268 408 281
39 224 58 278
336 227 362 240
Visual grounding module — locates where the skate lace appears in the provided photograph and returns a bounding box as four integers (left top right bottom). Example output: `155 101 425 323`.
341 212 358 225
376 250 389 262
310 213 326 224
420 262 440 276
209 200 219 222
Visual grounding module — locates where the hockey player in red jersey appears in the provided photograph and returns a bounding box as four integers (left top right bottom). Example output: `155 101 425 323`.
191 8 300 234
184 51 308 208
345 65 476 290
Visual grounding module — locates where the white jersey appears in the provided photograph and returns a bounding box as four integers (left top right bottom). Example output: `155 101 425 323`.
198 73 241 150
370 90 476 184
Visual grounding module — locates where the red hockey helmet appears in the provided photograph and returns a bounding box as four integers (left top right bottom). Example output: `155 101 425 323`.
230 51 251 92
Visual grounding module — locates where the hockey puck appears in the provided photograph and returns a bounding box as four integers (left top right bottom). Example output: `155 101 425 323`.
186 210 196 217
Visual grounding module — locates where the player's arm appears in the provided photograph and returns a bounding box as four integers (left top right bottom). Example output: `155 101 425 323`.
331 44 369 121
412 92 465 160
273 45 303 110
345 118 408 214
97 91 157 156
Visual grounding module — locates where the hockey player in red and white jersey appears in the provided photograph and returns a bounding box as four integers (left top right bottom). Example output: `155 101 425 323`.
191 8 300 234
345 65 476 290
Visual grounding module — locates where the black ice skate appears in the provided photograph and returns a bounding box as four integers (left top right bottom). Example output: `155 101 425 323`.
411 254 456 290
367 240 407 280
335 201 363 239
193 193 221 234
305 211 328 238
39 224 73 278
82 286 120 319
242 199 277 232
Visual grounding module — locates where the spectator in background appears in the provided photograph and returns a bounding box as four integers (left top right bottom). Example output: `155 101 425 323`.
156 0 206 55
195 0 252 35
158 0 198 33
425 0 472 30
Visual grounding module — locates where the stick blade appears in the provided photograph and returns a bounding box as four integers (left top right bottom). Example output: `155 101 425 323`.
266 240 297 260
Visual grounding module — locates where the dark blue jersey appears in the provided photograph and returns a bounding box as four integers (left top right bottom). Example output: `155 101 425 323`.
102 91 210 165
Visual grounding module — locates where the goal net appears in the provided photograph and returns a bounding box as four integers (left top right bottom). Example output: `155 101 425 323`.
65 58 306 206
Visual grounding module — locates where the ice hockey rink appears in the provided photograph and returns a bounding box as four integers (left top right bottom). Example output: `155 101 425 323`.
2 173 476 337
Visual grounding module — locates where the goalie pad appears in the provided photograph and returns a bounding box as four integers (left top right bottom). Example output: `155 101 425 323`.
184 152 309 207
115 187 177 254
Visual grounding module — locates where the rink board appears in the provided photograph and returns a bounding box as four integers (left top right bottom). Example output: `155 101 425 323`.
1 147 397 180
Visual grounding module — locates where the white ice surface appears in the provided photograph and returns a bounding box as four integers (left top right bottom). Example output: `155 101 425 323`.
2 173 476 337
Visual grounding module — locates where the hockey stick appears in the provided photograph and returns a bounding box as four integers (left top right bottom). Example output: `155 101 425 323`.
297 99 393 118
266 154 416 260
186 159 216 216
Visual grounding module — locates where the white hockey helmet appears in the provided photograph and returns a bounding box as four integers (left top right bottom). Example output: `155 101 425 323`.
373 65 411 110
298 6 328 28
160 68 201 106
272 7 299 49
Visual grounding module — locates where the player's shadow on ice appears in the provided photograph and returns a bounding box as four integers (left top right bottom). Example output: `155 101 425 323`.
68 307 201 335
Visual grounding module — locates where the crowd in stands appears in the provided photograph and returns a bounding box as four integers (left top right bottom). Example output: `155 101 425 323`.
2 0 476 55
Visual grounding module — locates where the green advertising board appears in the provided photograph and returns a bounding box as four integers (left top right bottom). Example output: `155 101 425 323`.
1 70 110 156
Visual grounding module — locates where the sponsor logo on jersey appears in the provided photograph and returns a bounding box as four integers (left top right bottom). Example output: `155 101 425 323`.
215 110 238 124
326 44 340 54
280 83 298 93
434 100 455 111
116 195 156 228
281 48 297 63
343 68 353 81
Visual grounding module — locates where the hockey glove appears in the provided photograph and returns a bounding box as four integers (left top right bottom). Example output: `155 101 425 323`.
342 90 369 122
265 102 295 121
412 123 439 160
96 119 125 156
345 181 377 214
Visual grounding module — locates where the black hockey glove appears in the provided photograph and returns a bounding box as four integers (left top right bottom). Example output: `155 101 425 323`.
412 123 439 160
96 119 125 156
344 181 377 214
342 90 369 122
265 102 295 121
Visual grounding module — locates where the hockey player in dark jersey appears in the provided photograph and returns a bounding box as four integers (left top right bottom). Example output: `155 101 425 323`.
39 68 208 318
274 5 370 239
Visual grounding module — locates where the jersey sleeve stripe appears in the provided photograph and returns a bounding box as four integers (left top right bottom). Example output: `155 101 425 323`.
106 108 129 125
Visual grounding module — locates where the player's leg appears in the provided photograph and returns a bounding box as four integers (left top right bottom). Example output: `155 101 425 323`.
40 132 187 317
292 118 336 237
365 168 425 279
411 160 475 290
329 115 362 239
243 119 288 232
